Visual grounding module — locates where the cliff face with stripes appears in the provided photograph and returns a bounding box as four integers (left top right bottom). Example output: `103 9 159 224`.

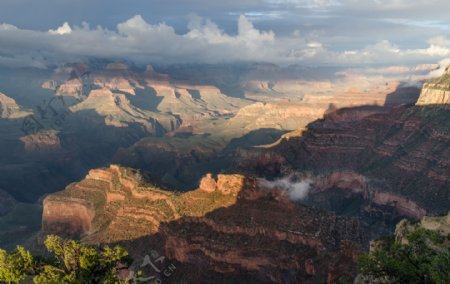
416 66 450 106
232 69 450 235
39 66 450 283
234 103 450 225
42 165 367 283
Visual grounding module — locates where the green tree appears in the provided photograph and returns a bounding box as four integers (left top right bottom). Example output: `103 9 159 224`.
0 246 34 284
0 235 132 284
358 228 450 284
34 235 131 284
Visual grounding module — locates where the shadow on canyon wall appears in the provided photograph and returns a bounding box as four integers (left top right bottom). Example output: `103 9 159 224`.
238 103 450 217
113 101 449 284
0 110 149 202
112 176 368 284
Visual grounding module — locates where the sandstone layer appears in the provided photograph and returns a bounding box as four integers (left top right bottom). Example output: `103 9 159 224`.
237 102 450 218
416 66 450 106
0 92 31 119
42 165 367 283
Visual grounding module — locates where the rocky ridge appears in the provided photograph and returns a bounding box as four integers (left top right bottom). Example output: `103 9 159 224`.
238 104 450 217
0 92 31 119
236 69 450 221
42 165 367 283
43 63 250 133
416 66 450 105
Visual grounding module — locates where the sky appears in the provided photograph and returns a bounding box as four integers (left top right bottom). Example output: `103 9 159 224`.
1 0 450 68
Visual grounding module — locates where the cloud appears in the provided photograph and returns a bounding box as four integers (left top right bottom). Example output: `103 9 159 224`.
49 22 72 35
259 177 313 201
0 14 450 68
419 58 450 79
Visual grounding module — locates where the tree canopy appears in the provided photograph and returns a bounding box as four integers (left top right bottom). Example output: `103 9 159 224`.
358 227 450 284
0 235 132 284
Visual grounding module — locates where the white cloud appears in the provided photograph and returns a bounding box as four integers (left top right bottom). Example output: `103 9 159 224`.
0 15 450 68
421 58 450 79
0 23 18 31
259 177 313 201
48 22 72 35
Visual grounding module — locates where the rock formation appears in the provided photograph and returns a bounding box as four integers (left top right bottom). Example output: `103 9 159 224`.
44 63 251 134
416 65 450 106
42 165 367 283
236 70 450 223
237 103 450 219
0 92 31 119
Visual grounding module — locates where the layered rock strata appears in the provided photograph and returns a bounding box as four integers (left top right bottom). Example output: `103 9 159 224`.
42 165 367 283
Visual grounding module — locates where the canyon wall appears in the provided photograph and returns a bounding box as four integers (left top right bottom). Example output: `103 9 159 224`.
41 165 367 283
416 66 450 106
237 102 450 217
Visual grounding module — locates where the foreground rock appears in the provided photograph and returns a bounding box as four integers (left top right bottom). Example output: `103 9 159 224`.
43 165 367 283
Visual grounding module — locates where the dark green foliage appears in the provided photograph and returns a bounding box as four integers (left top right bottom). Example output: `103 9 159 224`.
358 228 450 284
0 235 132 284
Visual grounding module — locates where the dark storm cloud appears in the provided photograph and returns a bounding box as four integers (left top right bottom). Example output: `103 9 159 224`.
0 0 449 67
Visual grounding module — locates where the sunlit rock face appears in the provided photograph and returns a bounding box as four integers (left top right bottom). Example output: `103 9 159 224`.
235 67 450 226
237 100 450 226
42 165 246 241
417 65 450 106
43 63 251 134
251 104 450 213
42 165 368 283
0 92 31 119
420 212 450 235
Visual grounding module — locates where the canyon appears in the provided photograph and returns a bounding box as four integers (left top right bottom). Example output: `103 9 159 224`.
234 67 450 237
0 62 449 282
0 62 424 203
43 165 367 283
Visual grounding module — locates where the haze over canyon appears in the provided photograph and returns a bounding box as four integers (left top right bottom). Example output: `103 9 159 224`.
0 1 450 283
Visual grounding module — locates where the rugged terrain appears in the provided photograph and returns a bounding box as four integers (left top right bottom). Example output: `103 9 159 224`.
0 62 446 282
43 165 366 283
236 67 450 234
0 62 424 201
0 92 31 119
416 65 450 105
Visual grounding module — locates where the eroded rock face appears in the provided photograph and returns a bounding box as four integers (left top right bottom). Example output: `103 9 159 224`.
42 165 247 240
42 200 94 237
270 103 450 216
311 171 426 219
42 165 367 283
46 63 250 134
20 132 61 151
420 212 450 235
416 66 450 106
0 92 31 119
417 87 450 105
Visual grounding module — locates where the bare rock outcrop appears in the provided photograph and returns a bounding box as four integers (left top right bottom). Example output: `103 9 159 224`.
416 65 450 106
42 164 367 283
20 132 61 151
0 92 31 119
266 102 450 216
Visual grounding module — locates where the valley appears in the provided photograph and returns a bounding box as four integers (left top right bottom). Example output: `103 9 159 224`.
0 61 448 282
